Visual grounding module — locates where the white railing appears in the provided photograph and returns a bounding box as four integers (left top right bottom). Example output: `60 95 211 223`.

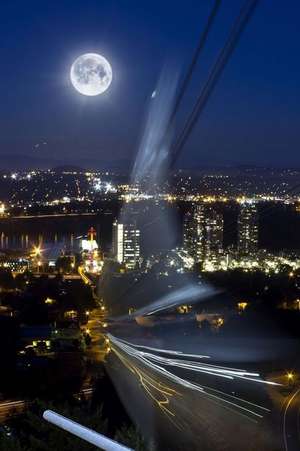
43 410 133 451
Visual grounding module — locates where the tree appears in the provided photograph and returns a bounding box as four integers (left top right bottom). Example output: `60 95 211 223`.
0 398 146 451
115 425 146 451
56 256 73 274
0 268 15 290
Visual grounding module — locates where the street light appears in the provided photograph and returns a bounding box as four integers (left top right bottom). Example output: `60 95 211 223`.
32 245 41 257
237 301 248 312
45 298 55 305
287 372 295 386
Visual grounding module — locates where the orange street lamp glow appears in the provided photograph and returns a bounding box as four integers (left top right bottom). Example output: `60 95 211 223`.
33 246 42 257
238 301 248 311
45 298 55 305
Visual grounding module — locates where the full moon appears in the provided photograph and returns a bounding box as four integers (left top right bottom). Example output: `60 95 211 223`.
70 53 112 96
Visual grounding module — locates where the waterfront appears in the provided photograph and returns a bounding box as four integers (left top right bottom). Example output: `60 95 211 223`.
0 214 113 253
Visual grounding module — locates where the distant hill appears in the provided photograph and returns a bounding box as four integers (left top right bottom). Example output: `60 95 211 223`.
0 154 63 170
52 165 85 173
0 154 297 174
0 154 132 171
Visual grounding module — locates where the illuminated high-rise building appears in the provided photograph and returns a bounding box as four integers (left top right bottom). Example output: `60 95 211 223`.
203 206 223 265
238 202 258 255
183 204 223 265
183 205 205 261
112 220 141 269
183 210 197 259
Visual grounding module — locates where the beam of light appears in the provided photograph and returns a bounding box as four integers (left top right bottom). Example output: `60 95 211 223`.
131 65 179 187
108 334 274 423
131 284 218 317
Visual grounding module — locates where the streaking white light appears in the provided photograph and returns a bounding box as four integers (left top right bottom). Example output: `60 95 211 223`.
132 284 218 317
108 334 278 425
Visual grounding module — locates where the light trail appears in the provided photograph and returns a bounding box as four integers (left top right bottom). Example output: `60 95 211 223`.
0 400 25 408
108 334 273 424
111 346 184 430
0 399 27 422
113 337 211 359
113 336 280 386
78 265 91 285
283 387 300 451
110 339 260 423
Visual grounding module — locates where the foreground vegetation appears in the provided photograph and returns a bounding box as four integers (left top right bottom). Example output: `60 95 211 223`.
0 382 146 450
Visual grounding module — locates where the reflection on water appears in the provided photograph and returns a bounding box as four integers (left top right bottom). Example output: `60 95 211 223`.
0 215 108 251
0 231 76 250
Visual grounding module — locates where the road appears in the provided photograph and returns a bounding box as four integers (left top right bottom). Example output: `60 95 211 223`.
85 308 108 363
77 265 109 363
0 400 27 422
78 265 92 286
283 388 300 451
105 329 300 451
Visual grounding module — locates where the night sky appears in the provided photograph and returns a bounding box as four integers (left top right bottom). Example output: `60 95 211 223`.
1 0 300 169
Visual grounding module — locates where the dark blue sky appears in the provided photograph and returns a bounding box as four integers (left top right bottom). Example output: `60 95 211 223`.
1 0 300 169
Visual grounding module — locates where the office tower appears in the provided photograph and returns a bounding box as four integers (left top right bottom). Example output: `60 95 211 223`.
183 204 223 265
203 206 224 264
183 205 205 261
183 211 198 259
112 220 141 269
238 202 258 255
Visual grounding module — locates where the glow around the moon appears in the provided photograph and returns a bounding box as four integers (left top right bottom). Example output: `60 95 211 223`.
70 53 112 96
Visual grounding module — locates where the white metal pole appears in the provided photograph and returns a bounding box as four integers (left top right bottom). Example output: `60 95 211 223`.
43 410 133 451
